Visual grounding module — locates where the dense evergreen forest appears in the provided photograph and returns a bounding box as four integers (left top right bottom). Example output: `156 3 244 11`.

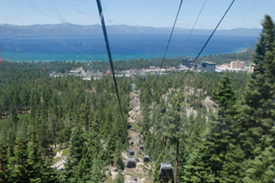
136 15 275 183
0 61 131 182
0 15 274 182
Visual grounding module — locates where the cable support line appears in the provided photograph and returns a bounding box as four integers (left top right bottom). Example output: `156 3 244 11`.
180 0 207 55
179 0 235 83
159 0 185 73
96 0 125 123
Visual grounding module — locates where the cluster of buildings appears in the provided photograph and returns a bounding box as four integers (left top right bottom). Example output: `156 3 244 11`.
181 58 255 73
215 60 253 72
185 60 254 73
50 58 255 79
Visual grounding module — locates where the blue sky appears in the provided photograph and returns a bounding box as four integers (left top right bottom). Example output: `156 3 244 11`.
1 0 275 29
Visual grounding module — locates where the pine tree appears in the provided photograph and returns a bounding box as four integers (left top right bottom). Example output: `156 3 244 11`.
113 170 124 183
48 109 60 148
243 137 275 183
0 144 9 183
40 160 58 183
221 144 245 183
74 156 90 182
162 107 184 145
61 126 85 182
27 132 43 182
191 75 240 182
141 104 150 136
106 130 117 164
212 74 237 125
8 137 29 183
88 158 105 183
238 15 275 164
181 147 206 183
68 126 85 163
114 140 124 170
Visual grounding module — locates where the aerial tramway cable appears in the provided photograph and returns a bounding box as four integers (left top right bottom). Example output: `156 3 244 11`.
180 0 208 55
159 0 185 73
95 0 273 181
96 0 125 123
179 0 236 83
155 0 236 113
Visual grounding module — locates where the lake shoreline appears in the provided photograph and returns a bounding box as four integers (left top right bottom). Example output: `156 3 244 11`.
1 47 249 62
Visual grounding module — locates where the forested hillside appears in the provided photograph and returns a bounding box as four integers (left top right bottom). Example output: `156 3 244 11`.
0 15 274 183
0 61 131 182
136 15 275 183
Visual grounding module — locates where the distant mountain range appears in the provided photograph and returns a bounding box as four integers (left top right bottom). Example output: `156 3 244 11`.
0 23 261 36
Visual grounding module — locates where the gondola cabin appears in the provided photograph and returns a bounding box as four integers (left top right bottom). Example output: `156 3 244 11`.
143 155 150 162
159 163 174 179
129 149 135 156
140 145 144 150
126 157 136 168
130 139 134 145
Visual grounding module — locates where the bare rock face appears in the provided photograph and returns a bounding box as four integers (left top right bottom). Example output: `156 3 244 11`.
101 165 111 176
138 178 146 183
125 175 137 183
51 156 67 170
112 167 118 172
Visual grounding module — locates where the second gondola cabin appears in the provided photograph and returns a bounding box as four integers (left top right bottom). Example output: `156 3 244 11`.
129 149 135 156
126 157 136 168
159 163 174 179
143 155 150 162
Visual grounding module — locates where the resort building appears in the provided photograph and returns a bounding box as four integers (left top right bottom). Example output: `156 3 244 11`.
182 58 197 70
230 60 245 69
201 61 216 72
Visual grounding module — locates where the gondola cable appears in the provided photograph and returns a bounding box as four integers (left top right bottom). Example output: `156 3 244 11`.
156 0 235 112
180 0 208 55
158 0 185 73
96 0 125 123
179 0 236 83
151 0 234 112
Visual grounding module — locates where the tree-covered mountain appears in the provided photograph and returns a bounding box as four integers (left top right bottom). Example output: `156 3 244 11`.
0 23 261 36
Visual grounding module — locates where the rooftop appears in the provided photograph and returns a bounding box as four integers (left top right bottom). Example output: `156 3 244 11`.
201 61 216 64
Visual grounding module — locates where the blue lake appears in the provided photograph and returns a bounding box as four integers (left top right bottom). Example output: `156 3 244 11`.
0 34 257 61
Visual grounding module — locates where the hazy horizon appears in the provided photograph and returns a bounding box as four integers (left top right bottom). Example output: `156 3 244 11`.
0 23 262 31
1 0 274 29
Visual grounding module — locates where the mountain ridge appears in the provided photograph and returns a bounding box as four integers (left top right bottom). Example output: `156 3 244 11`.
0 24 261 36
